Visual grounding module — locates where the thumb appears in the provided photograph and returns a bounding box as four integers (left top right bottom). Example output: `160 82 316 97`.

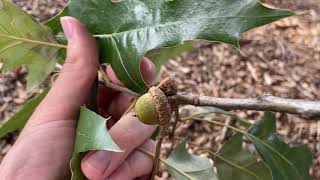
28 17 99 125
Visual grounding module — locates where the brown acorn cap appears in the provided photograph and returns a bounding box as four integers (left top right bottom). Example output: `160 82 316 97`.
157 77 178 96
149 87 171 125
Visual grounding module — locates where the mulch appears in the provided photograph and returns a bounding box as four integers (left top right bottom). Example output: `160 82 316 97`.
0 0 319 179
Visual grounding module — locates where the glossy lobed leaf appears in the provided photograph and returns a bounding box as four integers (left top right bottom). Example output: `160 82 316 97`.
70 107 122 180
66 0 294 93
166 141 218 180
45 7 193 78
248 112 312 180
0 89 48 139
216 133 272 180
0 0 63 90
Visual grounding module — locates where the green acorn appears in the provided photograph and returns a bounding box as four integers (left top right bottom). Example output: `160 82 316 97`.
135 87 172 125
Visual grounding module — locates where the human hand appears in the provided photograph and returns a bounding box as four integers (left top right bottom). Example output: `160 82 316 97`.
0 17 156 180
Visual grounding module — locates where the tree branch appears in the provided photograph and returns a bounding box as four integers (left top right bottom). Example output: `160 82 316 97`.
100 75 320 119
99 66 141 97
172 93 320 119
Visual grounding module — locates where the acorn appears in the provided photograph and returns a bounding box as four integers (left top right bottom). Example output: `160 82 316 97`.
135 86 172 125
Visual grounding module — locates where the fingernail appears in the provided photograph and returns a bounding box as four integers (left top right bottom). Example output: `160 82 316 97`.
140 58 156 85
60 17 74 40
141 58 155 72
86 151 111 174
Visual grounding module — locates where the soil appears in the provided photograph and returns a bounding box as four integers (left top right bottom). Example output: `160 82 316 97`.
0 0 319 179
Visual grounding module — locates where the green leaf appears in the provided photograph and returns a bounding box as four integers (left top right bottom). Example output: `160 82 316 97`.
146 41 194 73
248 112 312 180
44 5 69 34
166 141 218 180
44 7 68 64
0 89 48 139
216 133 272 180
70 107 122 180
0 0 63 90
67 0 294 93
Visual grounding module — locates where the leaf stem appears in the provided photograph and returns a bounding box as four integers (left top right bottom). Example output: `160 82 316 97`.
151 127 164 180
169 108 180 139
183 117 247 134
182 111 251 126
99 66 141 97
0 33 67 49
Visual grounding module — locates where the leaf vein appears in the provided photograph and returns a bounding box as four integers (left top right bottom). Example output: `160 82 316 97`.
110 37 143 90
0 41 23 54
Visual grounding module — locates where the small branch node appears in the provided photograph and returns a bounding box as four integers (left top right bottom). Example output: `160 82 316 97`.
193 95 200 106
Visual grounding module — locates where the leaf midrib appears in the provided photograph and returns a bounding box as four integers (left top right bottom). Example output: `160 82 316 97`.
93 14 291 39
216 152 262 180
250 133 304 179
0 33 67 49
110 37 143 90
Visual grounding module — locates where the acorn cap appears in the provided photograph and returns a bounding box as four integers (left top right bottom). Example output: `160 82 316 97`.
149 87 172 125
157 77 177 96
